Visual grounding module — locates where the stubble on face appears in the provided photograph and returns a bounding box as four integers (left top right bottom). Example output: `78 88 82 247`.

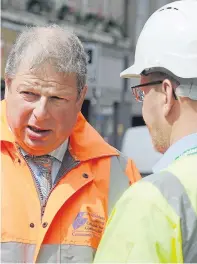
147 122 170 154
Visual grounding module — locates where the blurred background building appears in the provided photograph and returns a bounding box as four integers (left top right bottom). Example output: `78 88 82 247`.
1 0 174 170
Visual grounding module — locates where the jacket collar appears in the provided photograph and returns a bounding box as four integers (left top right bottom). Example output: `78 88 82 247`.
1 100 118 161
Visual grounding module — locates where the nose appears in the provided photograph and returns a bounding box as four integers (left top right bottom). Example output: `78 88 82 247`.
32 97 50 121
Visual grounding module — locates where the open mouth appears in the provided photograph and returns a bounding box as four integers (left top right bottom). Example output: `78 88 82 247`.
27 125 51 133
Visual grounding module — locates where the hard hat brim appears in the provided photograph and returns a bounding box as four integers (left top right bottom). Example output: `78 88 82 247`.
120 64 141 78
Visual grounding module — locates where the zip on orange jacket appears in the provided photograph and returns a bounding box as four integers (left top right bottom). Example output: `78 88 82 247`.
1 100 141 263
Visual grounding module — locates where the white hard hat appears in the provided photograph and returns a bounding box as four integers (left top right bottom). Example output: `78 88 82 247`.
121 0 197 79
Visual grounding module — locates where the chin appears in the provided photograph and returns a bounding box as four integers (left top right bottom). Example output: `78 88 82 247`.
149 128 168 154
24 147 48 156
152 135 169 154
21 141 51 155
154 143 166 154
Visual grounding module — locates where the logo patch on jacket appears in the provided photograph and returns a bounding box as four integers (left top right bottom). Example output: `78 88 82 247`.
72 212 105 238
73 212 88 229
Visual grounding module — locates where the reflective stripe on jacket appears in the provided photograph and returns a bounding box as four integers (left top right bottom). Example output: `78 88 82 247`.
94 153 197 263
0 100 141 263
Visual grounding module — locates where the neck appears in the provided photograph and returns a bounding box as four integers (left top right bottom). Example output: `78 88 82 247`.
170 112 197 146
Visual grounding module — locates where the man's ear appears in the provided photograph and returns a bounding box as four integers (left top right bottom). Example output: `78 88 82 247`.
77 85 88 111
162 79 175 117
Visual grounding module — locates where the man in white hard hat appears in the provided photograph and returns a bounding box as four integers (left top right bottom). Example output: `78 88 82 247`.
93 0 197 262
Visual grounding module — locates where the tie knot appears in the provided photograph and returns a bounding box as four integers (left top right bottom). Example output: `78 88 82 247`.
35 155 53 169
27 155 54 173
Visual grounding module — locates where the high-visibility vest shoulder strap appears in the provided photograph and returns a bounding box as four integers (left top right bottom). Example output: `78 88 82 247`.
108 154 130 215
142 154 197 262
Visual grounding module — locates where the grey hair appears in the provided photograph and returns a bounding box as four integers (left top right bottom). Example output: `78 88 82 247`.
5 24 87 95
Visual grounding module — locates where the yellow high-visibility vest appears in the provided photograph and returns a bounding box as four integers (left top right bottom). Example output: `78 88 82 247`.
94 152 197 263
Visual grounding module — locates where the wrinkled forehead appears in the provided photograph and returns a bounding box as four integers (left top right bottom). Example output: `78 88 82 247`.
17 59 58 76
9 66 77 96
15 62 77 84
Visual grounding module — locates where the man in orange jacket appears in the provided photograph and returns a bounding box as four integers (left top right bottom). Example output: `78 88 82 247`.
1 25 141 263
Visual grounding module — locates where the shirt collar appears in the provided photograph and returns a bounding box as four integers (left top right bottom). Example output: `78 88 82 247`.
50 139 68 162
153 133 197 173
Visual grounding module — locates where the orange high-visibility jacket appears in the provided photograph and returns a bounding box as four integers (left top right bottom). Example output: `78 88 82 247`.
1 100 141 263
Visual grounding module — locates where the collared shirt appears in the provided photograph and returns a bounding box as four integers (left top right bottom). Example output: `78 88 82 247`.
50 139 68 183
20 139 68 185
153 133 197 173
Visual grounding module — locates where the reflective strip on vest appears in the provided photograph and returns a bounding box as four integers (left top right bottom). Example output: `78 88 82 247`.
1 242 35 263
37 244 95 263
143 171 197 263
1 243 95 263
108 155 130 215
